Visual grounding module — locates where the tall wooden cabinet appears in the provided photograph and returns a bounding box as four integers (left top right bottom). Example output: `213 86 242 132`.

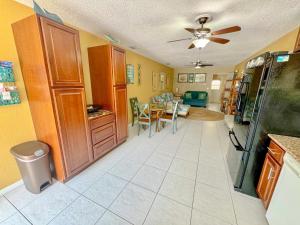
12 15 93 181
88 45 128 144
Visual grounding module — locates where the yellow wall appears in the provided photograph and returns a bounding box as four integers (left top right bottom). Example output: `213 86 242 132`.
173 66 234 103
0 0 36 190
234 27 299 77
125 51 173 123
0 0 173 189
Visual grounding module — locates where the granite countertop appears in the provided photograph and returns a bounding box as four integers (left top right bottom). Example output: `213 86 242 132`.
88 110 113 120
268 134 300 163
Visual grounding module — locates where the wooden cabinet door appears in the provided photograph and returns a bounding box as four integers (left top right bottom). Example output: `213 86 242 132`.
114 86 128 143
40 17 84 87
52 88 92 176
257 153 281 208
112 46 126 86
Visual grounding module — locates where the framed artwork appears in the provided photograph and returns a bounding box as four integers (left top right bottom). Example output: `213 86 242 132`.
194 73 206 83
126 64 134 84
152 72 159 91
160 72 166 90
137 64 141 85
188 73 194 83
178 73 188 83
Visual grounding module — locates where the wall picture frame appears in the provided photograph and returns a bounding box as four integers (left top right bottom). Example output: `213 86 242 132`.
126 64 134 84
160 72 166 90
194 73 206 83
178 73 188 83
188 73 194 83
152 72 159 91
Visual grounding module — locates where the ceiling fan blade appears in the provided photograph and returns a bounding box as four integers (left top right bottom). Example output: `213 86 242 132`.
201 64 213 67
188 43 195 49
208 37 230 44
167 38 192 43
211 26 241 35
185 28 195 33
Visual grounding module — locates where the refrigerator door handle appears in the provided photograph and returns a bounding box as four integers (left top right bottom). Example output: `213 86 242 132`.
228 130 246 152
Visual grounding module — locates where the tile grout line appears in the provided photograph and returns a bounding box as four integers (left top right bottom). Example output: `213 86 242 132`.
216 121 240 225
141 120 191 225
2 195 33 225
92 124 172 225
188 121 203 225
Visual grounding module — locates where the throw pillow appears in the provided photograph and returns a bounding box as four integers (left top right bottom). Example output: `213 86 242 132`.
198 93 206 100
185 93 192 99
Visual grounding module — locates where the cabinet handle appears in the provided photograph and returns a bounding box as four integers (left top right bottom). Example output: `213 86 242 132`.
267 168 274 180
268 147 278 155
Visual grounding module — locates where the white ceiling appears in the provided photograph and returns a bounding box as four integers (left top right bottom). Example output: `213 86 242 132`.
16 0 300 68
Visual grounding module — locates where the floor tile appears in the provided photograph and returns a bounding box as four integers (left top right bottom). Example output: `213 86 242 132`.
65 166 105 193
21 182 79 225
0 196 17 223
155 143 178 157
131 165 166 192
175 143 199 163
95 211 131 225
169 158 197 180
83 173 127 208
109 183 155 225
4 185 40 209
109 159 142 181
232 192 268 225
49 196 105 225
191 209 233 225
193 183 236 224
159 173 195 207
127 147 154 164
145 153 173 171
144 195 191 225
197 163 229 191
0 213 30 225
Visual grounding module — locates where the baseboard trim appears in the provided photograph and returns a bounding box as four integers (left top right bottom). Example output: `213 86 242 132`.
0 179 23 195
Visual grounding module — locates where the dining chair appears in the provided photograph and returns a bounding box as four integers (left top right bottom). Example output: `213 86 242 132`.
129 97 139 126
137 103 156 137
159 101 179 134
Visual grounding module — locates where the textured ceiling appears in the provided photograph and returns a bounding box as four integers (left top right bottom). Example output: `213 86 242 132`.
16 0 300 68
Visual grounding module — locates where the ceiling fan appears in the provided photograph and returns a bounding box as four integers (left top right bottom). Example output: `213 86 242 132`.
185 59 213 69
168 14 241 49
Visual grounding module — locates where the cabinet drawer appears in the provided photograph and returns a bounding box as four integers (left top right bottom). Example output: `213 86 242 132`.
90 114 114 130
92 122 115 145
93 135 116 159
268 140 285 165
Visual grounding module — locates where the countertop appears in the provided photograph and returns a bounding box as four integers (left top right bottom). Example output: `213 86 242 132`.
88 110 113 120
268 134 300 163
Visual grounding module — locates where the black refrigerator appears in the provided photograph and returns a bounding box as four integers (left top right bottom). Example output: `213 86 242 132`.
227 52 300 197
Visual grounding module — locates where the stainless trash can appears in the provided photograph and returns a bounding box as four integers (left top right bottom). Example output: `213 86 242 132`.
10 141 52 194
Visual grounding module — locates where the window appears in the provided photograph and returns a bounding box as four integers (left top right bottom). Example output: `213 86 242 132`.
211 80 221 90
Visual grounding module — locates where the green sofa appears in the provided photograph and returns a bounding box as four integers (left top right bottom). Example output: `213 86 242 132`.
182 91 208 107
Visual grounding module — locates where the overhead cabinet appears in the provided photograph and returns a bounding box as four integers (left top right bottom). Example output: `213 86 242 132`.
88 45 128 144
12 15 92 181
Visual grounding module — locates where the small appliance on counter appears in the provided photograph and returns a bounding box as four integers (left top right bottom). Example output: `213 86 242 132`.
87 104 101 113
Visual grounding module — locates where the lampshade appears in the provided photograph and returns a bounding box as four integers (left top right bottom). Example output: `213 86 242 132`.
193 38 209 48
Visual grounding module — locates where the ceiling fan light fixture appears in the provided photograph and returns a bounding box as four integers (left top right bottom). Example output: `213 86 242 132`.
193 38 209 48
195 65 201 69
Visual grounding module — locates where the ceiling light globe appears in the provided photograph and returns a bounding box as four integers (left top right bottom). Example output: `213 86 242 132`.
193 38 209 48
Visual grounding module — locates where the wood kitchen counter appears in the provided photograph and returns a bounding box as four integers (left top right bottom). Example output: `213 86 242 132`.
268 134 300 163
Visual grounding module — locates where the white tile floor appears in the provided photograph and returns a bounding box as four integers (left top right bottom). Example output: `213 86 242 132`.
0 105 269 225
